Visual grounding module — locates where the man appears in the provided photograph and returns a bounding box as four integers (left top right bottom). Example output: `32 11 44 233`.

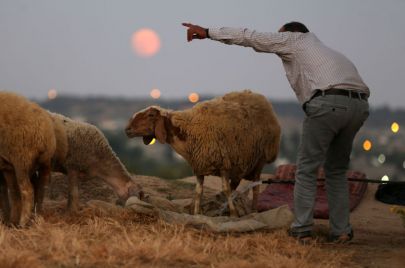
182 21 370 243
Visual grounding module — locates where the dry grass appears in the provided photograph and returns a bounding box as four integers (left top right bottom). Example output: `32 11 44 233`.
0 173 359 267
0 204 356 268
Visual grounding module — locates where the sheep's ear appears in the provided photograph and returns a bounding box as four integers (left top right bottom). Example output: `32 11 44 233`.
155 116 167 144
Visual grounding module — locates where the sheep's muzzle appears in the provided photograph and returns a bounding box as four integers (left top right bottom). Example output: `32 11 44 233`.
115 187 145 207
125 127 155 145
125 127 137 138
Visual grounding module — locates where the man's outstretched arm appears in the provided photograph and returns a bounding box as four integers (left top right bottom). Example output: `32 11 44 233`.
182 22 295 57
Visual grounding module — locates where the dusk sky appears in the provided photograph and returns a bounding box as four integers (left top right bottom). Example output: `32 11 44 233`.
1 0 404 108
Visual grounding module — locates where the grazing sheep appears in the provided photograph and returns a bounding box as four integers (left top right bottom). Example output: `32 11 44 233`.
49 113 143 212
125 90 281 217
0 91 57 226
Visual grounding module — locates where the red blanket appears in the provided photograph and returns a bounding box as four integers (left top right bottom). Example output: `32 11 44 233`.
257 164 368 219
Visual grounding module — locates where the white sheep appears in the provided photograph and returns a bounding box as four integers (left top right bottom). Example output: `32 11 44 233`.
48 113 143 212
0 91 57 226
125 90 281 217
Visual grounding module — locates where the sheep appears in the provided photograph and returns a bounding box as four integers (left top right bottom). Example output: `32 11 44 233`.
125 90 281 217
48 112 144 212
1 102 68 222
0 91 57 226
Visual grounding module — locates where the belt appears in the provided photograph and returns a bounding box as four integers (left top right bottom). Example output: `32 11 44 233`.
312 89 368 100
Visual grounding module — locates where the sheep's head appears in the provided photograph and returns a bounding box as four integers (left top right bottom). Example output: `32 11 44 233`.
125 106 168 144
116 182 145 207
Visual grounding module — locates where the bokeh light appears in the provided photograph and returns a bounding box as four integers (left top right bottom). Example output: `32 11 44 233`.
188 92 199 103
363 139 372 151
381 175 390 181
150 88 161 99
48 89 57 100
148 138 156 145
131 28 161 57
391 122 399 133
377 154 386 164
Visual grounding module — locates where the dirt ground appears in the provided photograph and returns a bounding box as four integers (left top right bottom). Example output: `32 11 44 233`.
2 173 404 267
327 183 405 268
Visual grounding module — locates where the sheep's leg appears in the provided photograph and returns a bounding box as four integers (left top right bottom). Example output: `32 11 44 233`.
3 171 21 226
248 165 264 211
252 181 260 212
30 172 41 214
193 175 204 215
250 168 263 212
34 164 52 215
0 172 10 223
222 176 238 217
67 170 79 212
14 168 34 227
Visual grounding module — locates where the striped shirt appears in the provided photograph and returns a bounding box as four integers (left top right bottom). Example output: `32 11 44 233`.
208 27 370 105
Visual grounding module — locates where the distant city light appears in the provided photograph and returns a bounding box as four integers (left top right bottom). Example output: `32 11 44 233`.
150 88 161 99
391 122 400 133
131 28 161 57
48 89 57 100
381 175 390 181
363 139 372 151
148 138 156 145
377 154 386 164
188 92 199 103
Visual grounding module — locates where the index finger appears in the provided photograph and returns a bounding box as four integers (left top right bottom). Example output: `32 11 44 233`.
182 22 194 28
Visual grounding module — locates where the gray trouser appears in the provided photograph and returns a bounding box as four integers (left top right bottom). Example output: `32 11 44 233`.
291 93 369 236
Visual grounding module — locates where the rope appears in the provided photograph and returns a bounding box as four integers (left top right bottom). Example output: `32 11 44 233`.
217 177 404 215
261 177 405 185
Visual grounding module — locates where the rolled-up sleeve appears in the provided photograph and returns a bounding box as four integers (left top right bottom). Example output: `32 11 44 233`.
208 27 296 59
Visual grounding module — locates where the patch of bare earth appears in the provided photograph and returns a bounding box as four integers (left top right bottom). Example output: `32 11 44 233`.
0 173 403 267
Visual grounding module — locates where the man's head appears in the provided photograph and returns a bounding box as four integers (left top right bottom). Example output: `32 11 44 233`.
279 21 309 33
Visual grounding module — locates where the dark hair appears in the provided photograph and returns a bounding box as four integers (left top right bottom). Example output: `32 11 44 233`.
282 21 309 33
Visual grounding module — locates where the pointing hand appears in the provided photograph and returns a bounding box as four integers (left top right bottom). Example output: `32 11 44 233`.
182 23 208 42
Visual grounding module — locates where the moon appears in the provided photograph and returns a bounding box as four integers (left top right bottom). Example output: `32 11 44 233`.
131 28 161 57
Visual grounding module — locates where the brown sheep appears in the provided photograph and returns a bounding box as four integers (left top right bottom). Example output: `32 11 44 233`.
0 92 57 226
125 90 281 217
